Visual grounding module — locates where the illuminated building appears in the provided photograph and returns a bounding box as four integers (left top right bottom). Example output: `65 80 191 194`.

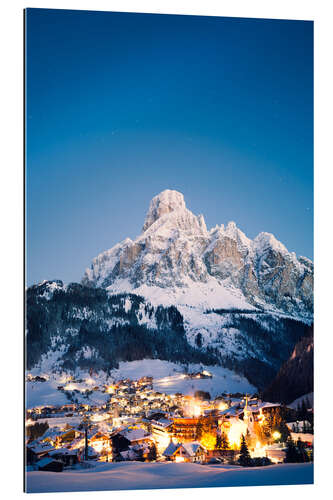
163 440 207 463
172 417 200 442
150 419 173 452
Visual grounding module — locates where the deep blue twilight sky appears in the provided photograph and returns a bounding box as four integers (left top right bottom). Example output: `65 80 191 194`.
25 9 313 286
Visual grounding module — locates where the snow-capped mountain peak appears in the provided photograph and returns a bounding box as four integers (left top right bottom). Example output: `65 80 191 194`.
82 190 313 320
253 231 288 256
27 190 313 391
142 189 187 232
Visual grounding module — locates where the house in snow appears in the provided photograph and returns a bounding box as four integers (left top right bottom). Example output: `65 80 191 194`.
118 442 150 462
119 426 152 446
163 440 207 463
149 418 173 451
26 443 56 465
36 457 64 472
48 448 79 467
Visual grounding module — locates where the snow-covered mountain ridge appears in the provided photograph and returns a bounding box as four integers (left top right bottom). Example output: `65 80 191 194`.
26 281 311 389
26 190 313 391
82 189 313 321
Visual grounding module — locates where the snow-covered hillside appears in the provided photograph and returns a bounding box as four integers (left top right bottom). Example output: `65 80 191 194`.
107 359 256 397
26 359 256 409
26 281 311 389
26 461 314 493
289 392 314 410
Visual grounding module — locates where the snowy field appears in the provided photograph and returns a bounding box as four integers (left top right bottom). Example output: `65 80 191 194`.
32 416 82 428
26 462 313 493
26 359 255 409
25 379 110 409
26 380 70 408
113 360 256 397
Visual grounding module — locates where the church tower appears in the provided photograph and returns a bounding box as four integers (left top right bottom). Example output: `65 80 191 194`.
243 394 254 433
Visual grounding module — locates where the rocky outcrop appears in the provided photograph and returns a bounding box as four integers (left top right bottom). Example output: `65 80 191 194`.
142 189 187 232
82 190 313 321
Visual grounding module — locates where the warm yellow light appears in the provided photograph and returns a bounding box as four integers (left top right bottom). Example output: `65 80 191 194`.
64 383 78 391
227 419 247 449
272 431 281 441
91 441 111 454
90 413 109 422
257 409 265 425
251 441 267 458
200 432 216 451
192 405 201 417
155 434 172 452
175 456 185 463
85 378 95 386
184 399 202 417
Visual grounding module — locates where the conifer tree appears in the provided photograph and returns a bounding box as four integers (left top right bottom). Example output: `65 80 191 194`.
285 437 299 463
216 432 229 450
26 421 49 442
220 431 230 450
203 414 215 433
196 416 206 440
296 438 309 463
239 434 251 466
148 442 157 461
271 408 290 442
245 428 256 448
300 400 308 421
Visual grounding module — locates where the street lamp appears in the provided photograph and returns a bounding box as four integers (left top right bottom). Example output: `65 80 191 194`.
82 414 91 461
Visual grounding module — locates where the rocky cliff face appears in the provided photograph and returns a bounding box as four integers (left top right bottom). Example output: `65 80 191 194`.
82 189 313 321
142 190 187 232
